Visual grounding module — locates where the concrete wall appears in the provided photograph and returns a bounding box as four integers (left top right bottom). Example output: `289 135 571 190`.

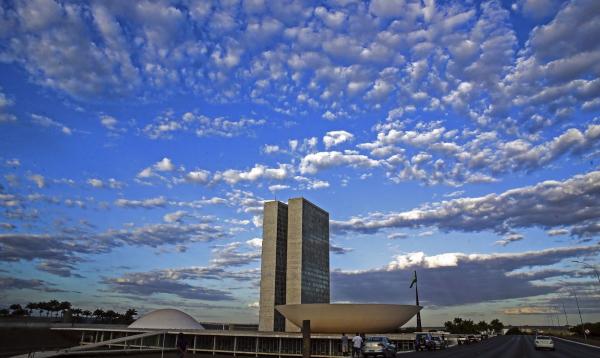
286 198 329 332
258 201 288 332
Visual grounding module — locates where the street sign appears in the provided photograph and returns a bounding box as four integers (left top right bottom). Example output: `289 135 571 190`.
585 329 590 335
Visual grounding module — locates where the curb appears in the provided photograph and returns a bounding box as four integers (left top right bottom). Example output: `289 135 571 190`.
552 336 600 349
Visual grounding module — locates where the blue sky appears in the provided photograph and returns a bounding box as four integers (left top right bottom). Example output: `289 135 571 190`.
0 0 599 327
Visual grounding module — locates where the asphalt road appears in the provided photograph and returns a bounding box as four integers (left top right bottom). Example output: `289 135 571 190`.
397 335 600 358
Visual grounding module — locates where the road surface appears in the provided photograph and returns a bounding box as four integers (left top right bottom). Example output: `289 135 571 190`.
398 335 600 357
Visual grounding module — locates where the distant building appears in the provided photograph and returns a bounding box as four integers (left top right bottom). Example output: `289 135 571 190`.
258 198 330 332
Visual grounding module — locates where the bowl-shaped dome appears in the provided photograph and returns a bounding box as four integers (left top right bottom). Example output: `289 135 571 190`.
276 304 421 333
128 309 204 330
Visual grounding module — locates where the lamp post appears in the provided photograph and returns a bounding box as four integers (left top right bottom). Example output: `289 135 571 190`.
572 260 600 285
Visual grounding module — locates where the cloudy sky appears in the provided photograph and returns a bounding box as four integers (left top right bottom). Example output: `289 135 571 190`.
1 0 599 326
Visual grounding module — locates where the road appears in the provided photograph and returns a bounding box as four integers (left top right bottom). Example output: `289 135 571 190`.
397 335 600 358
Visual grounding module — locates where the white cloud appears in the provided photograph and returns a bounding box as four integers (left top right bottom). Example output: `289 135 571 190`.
115 196 167 209
28 174 45 188
100 115 118 130
246 238 262 249
137 167 153 179
214 164 293 185
495 234 524 247
163 210 187 223
153 157 175 172
185 170 211 184
332 170 600 238
0 88 17 123
31 114 72 135
387 232 408 240
323 130 354 149
262 144 280 154
87 178 104 188
300 151 380 174
268 184 289 192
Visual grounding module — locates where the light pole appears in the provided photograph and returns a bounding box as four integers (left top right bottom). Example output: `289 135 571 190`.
572 260 600 285
573 292 587 343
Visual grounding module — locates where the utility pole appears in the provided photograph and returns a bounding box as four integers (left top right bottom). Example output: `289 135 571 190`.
574 292 587 343
562 303 569 326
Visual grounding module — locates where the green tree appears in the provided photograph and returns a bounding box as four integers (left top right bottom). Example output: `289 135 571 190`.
25 302 38 315
475 320 489 333
48 300 60 317
93 309 105 322
489 319 504 333
124 308 138 323
59 301 71 317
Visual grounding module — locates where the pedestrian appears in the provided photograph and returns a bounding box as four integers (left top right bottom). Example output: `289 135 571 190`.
341 333 349 357
352 332 362 358
177 332 188 358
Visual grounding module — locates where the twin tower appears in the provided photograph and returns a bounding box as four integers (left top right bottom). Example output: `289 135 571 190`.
258 198 330 332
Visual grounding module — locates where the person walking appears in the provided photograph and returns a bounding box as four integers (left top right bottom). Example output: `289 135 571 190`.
341 333 349 356
352 333 362 358
177 332 188 358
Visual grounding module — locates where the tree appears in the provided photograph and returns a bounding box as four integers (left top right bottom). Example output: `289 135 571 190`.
489 319 504 333
59 301 72 317
38 301 50 317
25 302 38 316
48 300 60 318
124 308 138 323
104 310 117 323
82 310 92 320
475 320 489 333
444 317 477 334
9 304 28 316
93 309 105 322
0 308 9 316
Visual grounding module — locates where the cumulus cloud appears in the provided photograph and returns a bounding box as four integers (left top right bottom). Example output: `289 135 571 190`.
153 157 175 172
87 178 104 188
332 243 600 306
0 275 66 292
209 242 261 268
323 130 354 149
495 234 524 247
143 111 266 139
185 170 211 184
0 88 17 123
0 218 229 277
332 171 600 237
163 210 187 223
214 163 293 185
27 174 45 188
115 196 167 209
101 272 234 301
300 151 380 175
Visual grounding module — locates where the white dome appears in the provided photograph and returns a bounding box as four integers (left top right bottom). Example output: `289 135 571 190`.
128 309 204 330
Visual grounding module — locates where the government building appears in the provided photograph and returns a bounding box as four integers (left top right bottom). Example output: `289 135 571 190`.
258 197 330 332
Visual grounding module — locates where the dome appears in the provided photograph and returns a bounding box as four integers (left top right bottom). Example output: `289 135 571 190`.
128 309 204 330
276 304 421 333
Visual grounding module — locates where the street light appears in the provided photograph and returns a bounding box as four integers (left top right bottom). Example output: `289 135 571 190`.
572 260 600 285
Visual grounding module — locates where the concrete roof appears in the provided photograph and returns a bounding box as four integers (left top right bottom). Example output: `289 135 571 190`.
276 304 421 333
128 309 204 330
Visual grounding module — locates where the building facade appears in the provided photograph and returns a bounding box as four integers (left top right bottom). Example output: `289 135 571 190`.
258 201 289 332
258 198 330 332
